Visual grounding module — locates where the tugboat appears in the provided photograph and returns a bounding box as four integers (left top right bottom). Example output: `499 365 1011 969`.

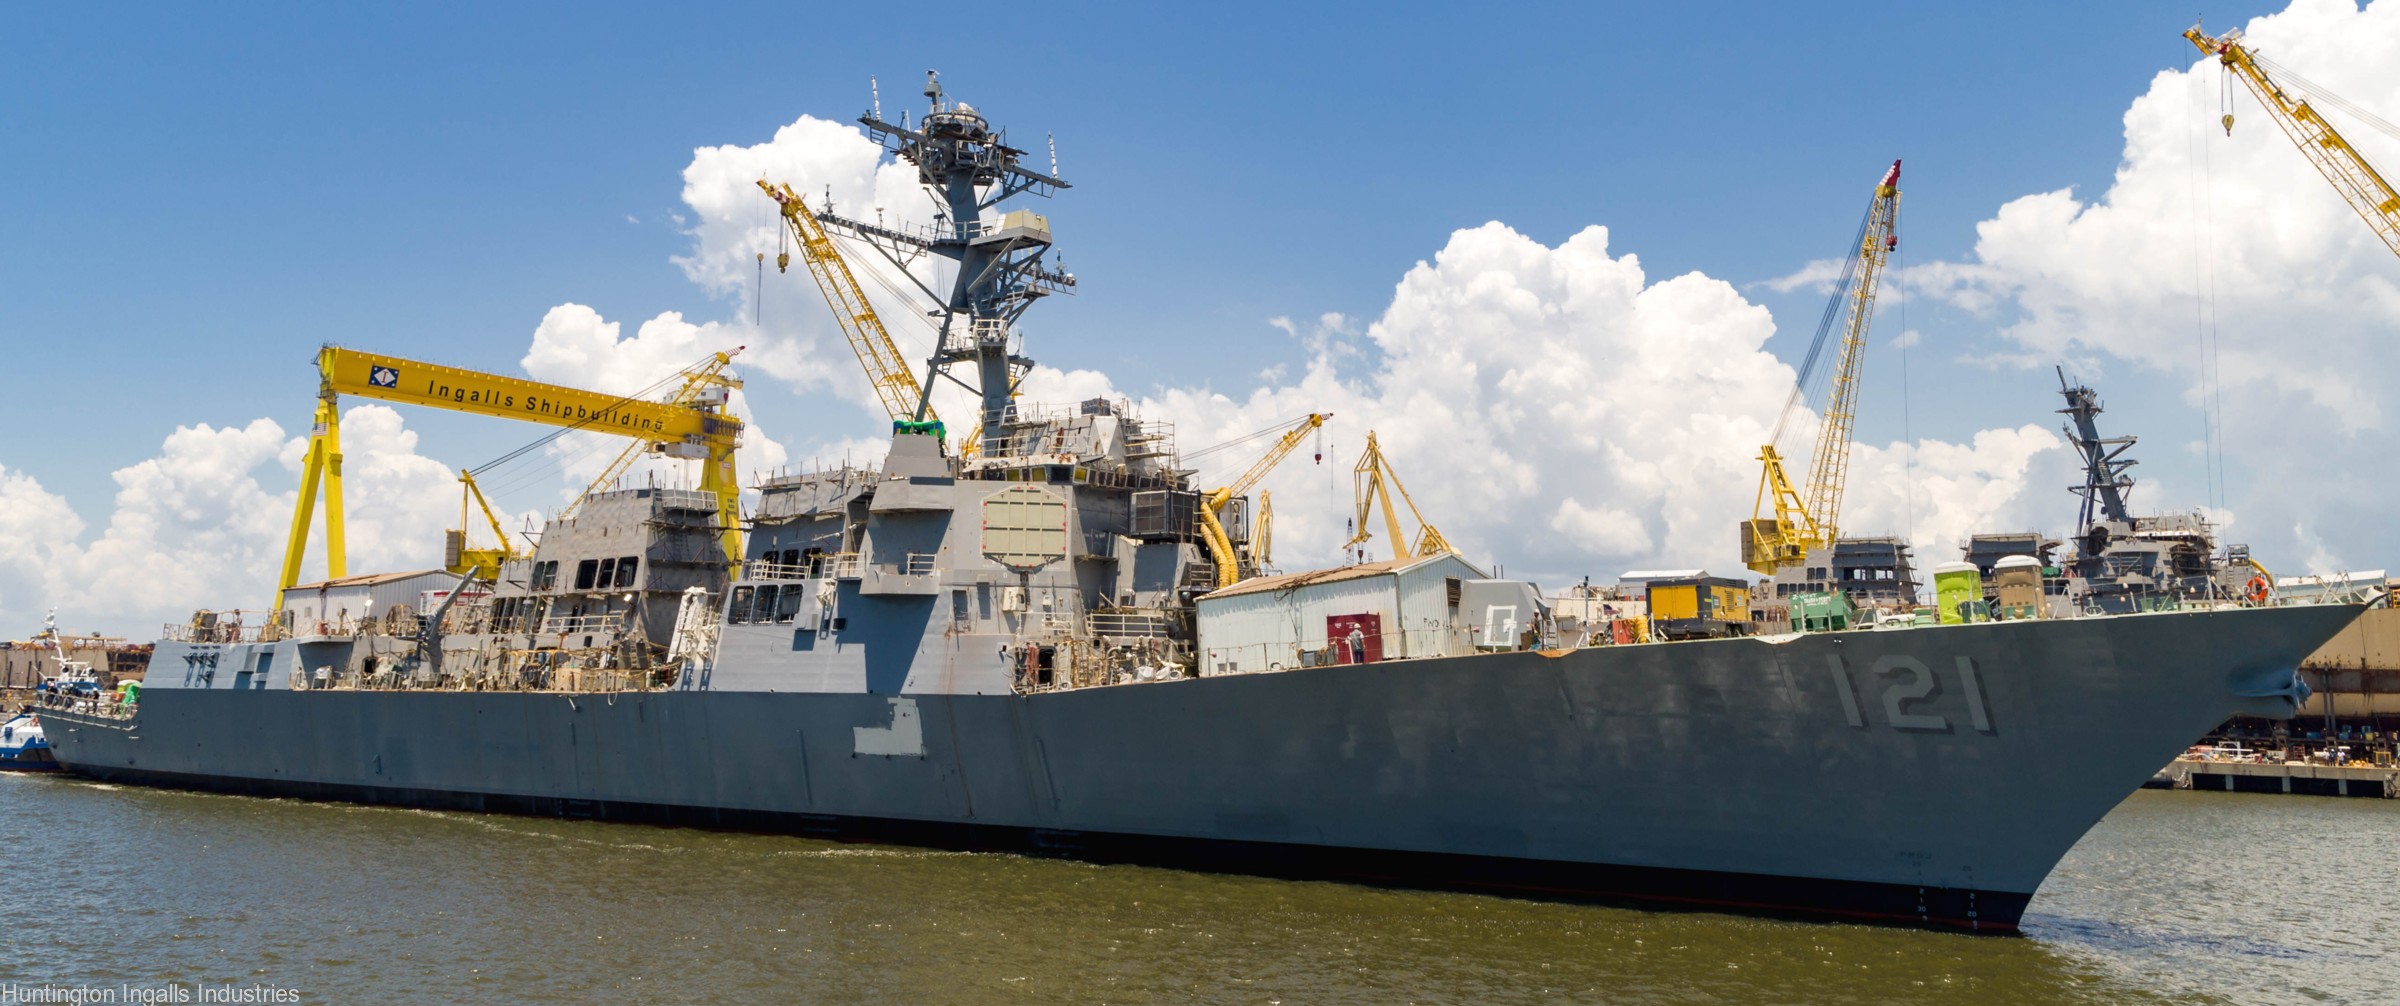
0 709 56 772
7 612 112 772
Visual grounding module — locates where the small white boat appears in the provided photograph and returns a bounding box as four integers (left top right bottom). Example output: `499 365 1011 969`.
0 712 56 772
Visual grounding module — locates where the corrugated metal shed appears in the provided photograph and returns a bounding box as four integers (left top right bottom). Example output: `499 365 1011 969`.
282 569 457 632
1195 554 1486 674
1201 558 1416 599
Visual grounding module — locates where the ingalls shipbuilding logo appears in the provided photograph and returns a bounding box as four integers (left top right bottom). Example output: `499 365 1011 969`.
369 365 400 388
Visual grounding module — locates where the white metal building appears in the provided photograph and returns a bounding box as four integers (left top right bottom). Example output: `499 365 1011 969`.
281 569 461 635
1193 554 1493 675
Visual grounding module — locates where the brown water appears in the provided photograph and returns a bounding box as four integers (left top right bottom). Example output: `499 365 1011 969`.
1 776 2392 1004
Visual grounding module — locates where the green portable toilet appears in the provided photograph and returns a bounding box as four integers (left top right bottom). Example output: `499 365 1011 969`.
1788 590 1856 632
1933 561 1982 625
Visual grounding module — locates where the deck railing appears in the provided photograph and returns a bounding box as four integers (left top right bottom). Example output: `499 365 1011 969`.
537 614 628 637
160 611 284 644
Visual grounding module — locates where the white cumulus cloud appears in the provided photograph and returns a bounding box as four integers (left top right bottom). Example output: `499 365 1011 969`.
25 0 2399 639
669 114 973 426
517 303 792 501
1907 0 2400 571
1027 222 2059 586
0 408 459 634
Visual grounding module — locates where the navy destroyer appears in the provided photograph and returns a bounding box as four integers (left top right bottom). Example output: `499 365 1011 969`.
39 75 2363 933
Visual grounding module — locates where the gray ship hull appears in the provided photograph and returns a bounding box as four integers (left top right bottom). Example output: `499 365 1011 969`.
42 603 2357 932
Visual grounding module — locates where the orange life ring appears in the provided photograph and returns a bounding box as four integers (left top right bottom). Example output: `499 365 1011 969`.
2246 576 2270 604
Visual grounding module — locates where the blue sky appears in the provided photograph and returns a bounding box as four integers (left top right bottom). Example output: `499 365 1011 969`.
13 0 2400 633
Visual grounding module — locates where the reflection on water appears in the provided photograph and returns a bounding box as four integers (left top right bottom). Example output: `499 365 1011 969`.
1 778 2390 1005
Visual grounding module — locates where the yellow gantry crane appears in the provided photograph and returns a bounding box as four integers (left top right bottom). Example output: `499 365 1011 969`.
275 346 746 610
1344 431 1457 562
758 181 944 431
2185 24 2400 261
1197 413 1331 588
1741 160 1901 576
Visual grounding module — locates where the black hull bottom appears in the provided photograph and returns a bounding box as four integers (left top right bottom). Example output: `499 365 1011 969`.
59 763 2029 934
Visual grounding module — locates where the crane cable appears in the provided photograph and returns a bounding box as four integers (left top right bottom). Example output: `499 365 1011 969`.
825 227 945 340
2249 50 2400 145
468 365 688 476
1895 196 1915 548
1184 413 1318 464
1183 412 1330 490
2207 57 2227 512
460 352 728 503
1768 200 1876 450
2187 47 2215 514
2194 47 2228 513
475 431 626 503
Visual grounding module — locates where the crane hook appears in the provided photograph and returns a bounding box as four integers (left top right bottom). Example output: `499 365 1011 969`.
2222 113 2236 136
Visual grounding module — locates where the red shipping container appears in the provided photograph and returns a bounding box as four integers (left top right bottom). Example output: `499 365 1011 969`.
1326 613 1384 664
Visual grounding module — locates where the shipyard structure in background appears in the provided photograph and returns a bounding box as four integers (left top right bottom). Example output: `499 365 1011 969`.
35 73 2367 934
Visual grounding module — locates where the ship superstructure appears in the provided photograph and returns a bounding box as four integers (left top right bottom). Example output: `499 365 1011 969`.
2053 370 2260 613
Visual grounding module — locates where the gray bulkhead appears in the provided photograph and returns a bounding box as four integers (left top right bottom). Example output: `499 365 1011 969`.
710 431 1201 696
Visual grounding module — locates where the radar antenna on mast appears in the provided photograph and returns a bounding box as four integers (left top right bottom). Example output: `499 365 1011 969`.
2056 367 2137 531
813 69 1075 456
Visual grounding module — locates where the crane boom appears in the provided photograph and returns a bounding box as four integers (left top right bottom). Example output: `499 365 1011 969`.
1343 432 1457 562
1197 413 1330 588
277 346 745 609
2185 25 2400 260
319 347 735 441
1203 413 1332 511
1799 161 1900 542
1741 160 1900 576
759 180 941 426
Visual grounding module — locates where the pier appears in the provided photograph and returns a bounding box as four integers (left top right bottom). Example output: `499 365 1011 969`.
2158 757 2397 798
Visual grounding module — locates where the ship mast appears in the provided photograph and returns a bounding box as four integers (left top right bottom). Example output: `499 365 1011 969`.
819 70 1075 454
2057 367 2136 531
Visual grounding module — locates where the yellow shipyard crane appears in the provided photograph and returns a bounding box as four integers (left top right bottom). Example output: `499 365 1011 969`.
1196 413 1331 588
1345 431 1457 562
1741 159 1901 577
758 180 949 439
275 346 746 610
1255 491 1275 571
444 471 519 581
2185 24 2400 261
